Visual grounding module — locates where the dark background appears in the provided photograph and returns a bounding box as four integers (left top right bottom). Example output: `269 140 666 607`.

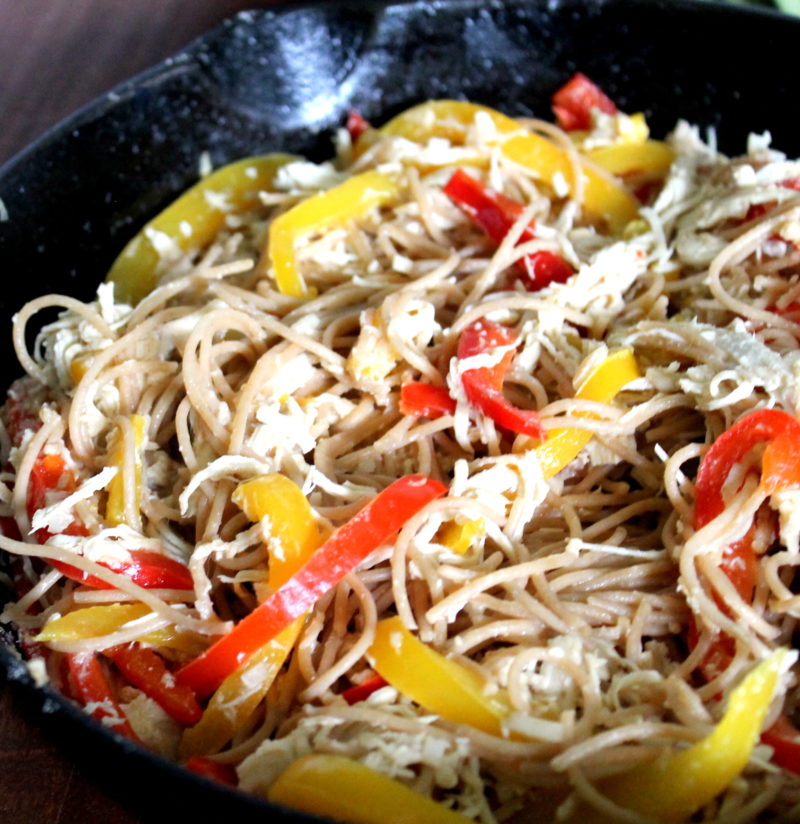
0 3 283 820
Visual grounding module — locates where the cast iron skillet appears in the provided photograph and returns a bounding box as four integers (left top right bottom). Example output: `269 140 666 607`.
0 0 798 819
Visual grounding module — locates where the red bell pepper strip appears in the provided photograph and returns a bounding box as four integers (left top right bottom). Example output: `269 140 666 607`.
741 179 800 224
762 715 800 774
444 168 530 244
177 475 447 698
25 452 193 591
399 382 456 419
443 169 573 291
521 249 575 291
690 410 800 657
694 409 800 530
185 756 238 786
105 643 202 726
691 409 800 768
50 551 195 592
65 652 139 742
0 516 21 541
551 72 618 132
346 109 371 143
26 453 82 526
769 301 800 319
457 320 546 441
341 674 388 705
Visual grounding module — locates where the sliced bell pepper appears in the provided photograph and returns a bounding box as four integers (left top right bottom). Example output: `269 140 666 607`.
257 170 400 298
687 409 800 643
368 616 510 736
180 621 305 758
399 382 456 419
690 410 800 760
51 550 194 592
687 412 798 671
589 649 790 823
586 140 675 179
267 753 472 824
38 603 153 642
105 414 146 527
65 651 139 741
177 475 447 698
181 474 321 758
551 73 618 132
106 153 295 305
762 715 800 774
26 451 194 590
341 673 389 705
185 756 238 787
35 603 203 653
346 109 371 143
458 319 546 440
230 473 321 589
380 100 638 232
443 168 573 291
685 521 768 683
534 348 640 478
104 643 202 726
692 410 800 606
437 517 484 555
693 409 800 530
26 452 83 532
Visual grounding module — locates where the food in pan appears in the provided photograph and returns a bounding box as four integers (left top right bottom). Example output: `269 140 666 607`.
2 73 800 822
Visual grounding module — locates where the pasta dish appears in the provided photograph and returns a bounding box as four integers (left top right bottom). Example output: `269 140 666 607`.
2 74 800 823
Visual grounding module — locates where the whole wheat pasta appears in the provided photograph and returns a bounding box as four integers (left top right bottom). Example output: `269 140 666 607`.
2 88 800 824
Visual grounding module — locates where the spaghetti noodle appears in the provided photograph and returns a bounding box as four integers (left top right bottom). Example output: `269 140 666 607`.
2 75 800 822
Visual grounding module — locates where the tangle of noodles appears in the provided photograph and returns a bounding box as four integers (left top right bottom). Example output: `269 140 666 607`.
3 87 800 823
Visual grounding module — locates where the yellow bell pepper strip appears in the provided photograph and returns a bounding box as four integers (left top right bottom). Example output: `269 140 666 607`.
177 475 447 698
36 603 204 653
37 603 152 642
586 140 676 180
106 153 295 305
267 753 472 824
534 348 640 479
258 170 400 298
586 649 790 823
230 473 321 589
437 518 484 555
180 622 304 759
106 413 146 527
68 350 94 384
180 474 321 758
379 100 638 232
368 616 510 736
